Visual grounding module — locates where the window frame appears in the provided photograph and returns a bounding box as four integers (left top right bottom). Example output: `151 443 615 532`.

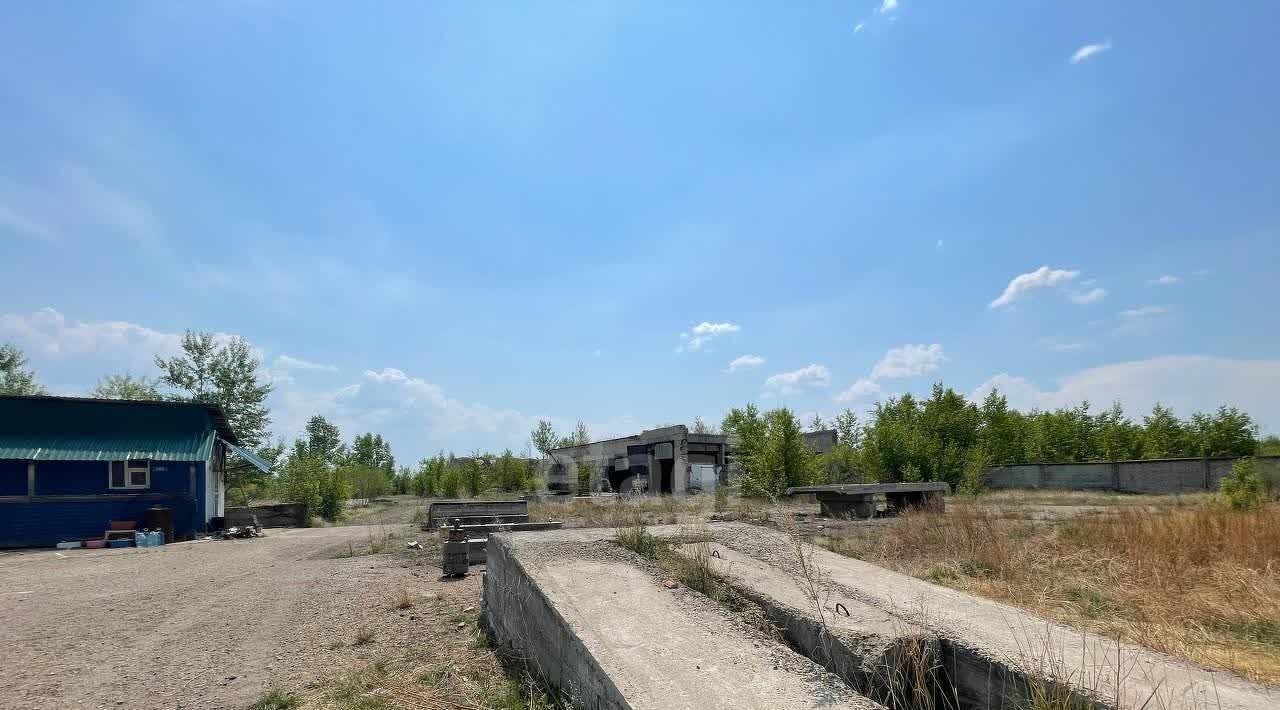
108 459 151 490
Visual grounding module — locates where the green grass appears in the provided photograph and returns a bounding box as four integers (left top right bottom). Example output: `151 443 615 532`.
247 688 300 710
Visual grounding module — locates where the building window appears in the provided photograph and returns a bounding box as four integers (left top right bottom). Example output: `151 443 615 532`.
109 459 150 490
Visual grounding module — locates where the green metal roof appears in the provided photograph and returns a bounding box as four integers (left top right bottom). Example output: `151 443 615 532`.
0 395 236 462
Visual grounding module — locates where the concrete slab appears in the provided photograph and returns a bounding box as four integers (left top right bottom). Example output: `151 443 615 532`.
483 531 882 709
708 522 1275 710
675 541 943 707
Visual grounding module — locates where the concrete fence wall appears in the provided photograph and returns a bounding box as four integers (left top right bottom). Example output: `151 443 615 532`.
985 455 1280 494
224 503 308 528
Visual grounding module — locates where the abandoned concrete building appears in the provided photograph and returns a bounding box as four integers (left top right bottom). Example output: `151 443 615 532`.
543 425 837 496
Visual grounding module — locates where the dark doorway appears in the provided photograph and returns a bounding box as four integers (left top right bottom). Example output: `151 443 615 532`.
658 459 674 494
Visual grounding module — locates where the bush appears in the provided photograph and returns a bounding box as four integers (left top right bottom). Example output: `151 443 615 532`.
958 448 990 496
576 461 594 495
1221 457 1265 510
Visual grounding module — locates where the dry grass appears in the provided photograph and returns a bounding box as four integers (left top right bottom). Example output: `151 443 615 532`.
293 600 560 710
529 494 774 529
820 498 1280 684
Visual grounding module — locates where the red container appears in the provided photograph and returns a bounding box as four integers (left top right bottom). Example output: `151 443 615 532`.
84 539 106 549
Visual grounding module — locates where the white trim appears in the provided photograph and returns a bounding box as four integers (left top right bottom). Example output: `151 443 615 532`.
107 459 151 490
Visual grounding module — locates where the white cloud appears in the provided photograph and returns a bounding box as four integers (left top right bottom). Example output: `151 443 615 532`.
0 307 185 372
360 367 530 437
1069 39 1113 65
835 377 882 403
1119 305 1170 319
877 0 899 14
1068 287 1107 305
871 343 947 379
678 321 741 352
1146 275 1181 287
274 354 338 372
989 266 1080 308
854 21 865 33
970 356 1280 434
764 364 832 397
727 354 766 373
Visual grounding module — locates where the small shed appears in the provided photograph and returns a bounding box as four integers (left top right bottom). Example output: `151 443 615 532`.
0 395 267 548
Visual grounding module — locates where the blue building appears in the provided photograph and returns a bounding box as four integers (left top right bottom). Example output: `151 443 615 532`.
0 395 268 548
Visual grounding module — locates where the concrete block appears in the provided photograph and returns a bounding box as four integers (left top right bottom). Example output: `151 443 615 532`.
483 532 883 709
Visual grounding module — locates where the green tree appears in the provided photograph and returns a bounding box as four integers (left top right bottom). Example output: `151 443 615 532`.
155 331 273 448
732 406 817 498
977 390 1026 465
458 453 488 497
559 420 591 448
691 416 713 434
277 445 350 522
341 464 389 501
1189 406 1258 457
808 413 825 432
1220 457 1265 509
575 461 594 495
531 420 559 457
347 432 395 474
493 449 533 492
297 415 345 465
0 343 44 395
1141 403 1191 458
92 373 161 400
833 409 862 450
1094 402 1143 461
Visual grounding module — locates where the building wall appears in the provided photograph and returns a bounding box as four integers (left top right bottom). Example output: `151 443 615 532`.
544 426 707 495
984 455 1280 494
0 458 207 547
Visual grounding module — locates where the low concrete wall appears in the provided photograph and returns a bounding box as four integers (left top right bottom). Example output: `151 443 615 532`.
985 455 1280 494
224 503 307 528
481 536 629 708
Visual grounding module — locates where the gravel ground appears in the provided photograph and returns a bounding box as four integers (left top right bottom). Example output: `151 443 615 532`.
0 525 477 710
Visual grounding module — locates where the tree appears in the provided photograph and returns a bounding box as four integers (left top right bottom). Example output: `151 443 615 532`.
833 409 862 449
726 404 817 497
92 373 161 400
298 415 344 465
1190 406 1258 457
558 420 591 448
1141 403 1190 459
531 420 560 458
277 445 349 522
1220 457 1265 509
155 331 273 448
691 416 712 434
808 413 826 432
1094 402 1143 461
493 449 533 492
0 343 44 395
348 433 395 475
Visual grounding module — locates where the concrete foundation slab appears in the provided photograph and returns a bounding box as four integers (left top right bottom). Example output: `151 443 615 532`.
676 541 943 707
483 531 883 709
707 522 1275 710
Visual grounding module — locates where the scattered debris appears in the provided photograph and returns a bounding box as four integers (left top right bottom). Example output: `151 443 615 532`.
211 526 263 540
405 540 423 550
661 578 679 589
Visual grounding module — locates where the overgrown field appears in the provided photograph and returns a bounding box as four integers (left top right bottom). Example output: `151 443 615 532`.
817 492 1280 684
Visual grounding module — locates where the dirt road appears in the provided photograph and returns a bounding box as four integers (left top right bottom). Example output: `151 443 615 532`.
0 525 474 710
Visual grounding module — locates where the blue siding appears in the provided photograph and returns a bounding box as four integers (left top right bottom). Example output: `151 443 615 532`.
0 496 200 547
0 460 26 496
0 458 207 548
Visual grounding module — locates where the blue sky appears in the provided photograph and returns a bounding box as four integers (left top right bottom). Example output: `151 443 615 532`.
2 2 1278 464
